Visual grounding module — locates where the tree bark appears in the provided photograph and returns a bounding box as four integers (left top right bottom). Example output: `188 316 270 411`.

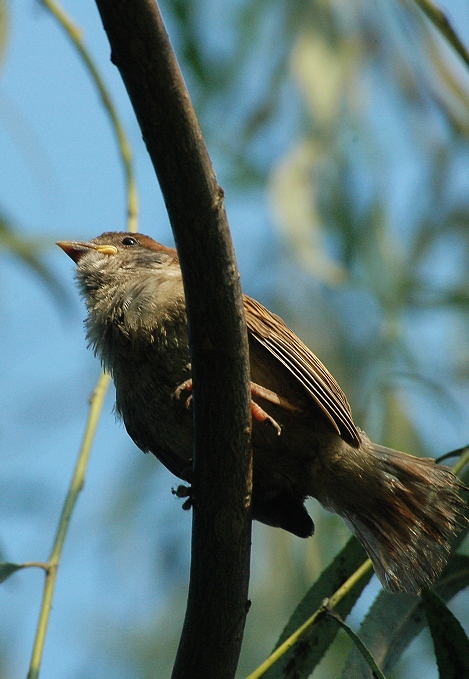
94 2 253 677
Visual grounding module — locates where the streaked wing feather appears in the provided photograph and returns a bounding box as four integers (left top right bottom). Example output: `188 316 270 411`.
244 296 361 447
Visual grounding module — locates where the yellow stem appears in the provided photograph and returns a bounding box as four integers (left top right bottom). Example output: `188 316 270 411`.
452 446 469 477
41 0 139 232
27 373 110 679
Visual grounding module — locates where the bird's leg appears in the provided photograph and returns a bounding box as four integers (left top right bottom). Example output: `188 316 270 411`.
174 379 302 436
250 382 303 413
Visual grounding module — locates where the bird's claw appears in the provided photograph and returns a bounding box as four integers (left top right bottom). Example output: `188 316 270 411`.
174 379 193 409
251 400 282 435
172 484 193 511
174 378 297 435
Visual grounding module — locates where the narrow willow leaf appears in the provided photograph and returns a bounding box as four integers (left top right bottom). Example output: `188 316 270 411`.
269 140 347 286
326 610 387 679
342 555 469 678
264 537 371 679
0 0 7 70
422 589 469 679
0 562 23 584
0 217 68 303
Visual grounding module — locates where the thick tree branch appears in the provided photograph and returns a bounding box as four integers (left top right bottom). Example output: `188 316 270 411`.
94 1 253 677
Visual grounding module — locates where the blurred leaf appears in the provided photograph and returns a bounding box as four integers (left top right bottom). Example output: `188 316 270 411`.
269 140 347 284
264 537 371 679
0 214 69 304
342 554 469 678
291 29 363 125
168 0 224 88
411 288 469 308
422 588 469 679
0 0 8 71
0 562 22 584
419 9 469 131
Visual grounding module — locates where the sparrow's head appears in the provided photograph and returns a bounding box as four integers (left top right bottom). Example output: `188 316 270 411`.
57 231 179 275
57 232 184 343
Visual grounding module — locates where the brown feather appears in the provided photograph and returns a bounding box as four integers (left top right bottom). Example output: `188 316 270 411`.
244 296 361 447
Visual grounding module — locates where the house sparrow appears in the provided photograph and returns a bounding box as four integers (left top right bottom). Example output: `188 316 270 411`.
57 231 466 592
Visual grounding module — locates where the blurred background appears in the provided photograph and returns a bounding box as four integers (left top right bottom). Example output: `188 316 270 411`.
1 0 469 677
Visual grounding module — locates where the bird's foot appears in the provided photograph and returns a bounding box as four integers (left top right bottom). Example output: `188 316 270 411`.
250 382 303 413
172 484 193 511
174 379 193 408
251 400 282 435
250 382 303 436
174 378 301 436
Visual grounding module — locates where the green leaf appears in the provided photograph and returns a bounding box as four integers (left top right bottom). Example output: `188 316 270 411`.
0 0 8 71
0 562 23 583
264 537 371 679
422 588 469 679
342 554 469 678
326 610 387 679
0 215 69 304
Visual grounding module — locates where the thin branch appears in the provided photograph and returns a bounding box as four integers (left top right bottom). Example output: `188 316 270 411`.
93 2 253 678
21 562 50 571
452 445 469 477
409 0 469 69
27 373 111 679
41 0 139 231
26 4 140 674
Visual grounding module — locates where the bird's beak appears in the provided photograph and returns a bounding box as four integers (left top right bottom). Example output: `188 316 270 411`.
56 241 118 263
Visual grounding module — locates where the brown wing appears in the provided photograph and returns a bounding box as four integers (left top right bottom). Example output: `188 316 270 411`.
244 296 361 447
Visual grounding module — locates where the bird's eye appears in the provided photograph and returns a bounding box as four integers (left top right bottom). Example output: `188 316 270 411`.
122 236 138 246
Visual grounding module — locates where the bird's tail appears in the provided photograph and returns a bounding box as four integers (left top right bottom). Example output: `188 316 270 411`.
314 441 467 592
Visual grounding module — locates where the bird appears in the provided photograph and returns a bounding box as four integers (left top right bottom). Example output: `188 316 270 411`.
57 231 467 592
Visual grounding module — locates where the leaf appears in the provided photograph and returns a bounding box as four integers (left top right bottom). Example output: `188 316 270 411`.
326 610 387 679
0 562 23 583
342 554 469 678
0 0 8 71
269 140 348 285
0 215 69 304
264 537 371 679
422 588 469 679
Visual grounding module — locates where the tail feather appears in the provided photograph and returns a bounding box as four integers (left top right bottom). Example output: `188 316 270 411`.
316 442 467 592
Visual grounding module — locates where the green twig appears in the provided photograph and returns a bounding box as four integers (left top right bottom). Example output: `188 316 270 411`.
245 558 373 679
436 444 469 475
40 0 139 232
436 446 467 465
26 5 140 675
452 445 469 477
409 0 469 70
21 562 50 571
27 373 111 679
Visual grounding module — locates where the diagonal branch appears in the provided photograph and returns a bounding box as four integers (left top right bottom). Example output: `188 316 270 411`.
93 1 253 678
410 0 469 70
